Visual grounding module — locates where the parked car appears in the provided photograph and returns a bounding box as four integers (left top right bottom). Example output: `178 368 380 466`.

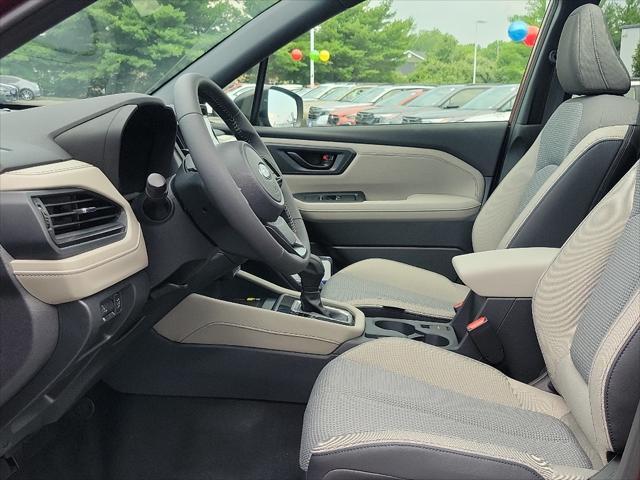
0 82 18 102
361 84 490 125
308 85 431 126
401 84 496 123
304 84 373 120
0 75 41 100
414 84 519 123
333 88 432 126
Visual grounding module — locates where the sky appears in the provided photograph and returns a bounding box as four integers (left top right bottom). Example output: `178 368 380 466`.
374 0 534 47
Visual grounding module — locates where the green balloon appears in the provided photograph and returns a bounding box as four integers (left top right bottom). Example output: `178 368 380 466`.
309 50 320 62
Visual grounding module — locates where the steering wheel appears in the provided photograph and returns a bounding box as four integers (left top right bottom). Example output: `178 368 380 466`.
174 73 310 274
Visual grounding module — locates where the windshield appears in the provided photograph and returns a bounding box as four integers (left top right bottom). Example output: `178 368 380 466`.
405 85 461 107
461 85 519 110
0 0 278 103
351 86 390 103
375 89 420 106
302 85 335 99
319 86 352 101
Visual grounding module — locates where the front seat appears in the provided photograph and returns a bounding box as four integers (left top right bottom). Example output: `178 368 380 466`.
300 160 640 479
322 4 639 321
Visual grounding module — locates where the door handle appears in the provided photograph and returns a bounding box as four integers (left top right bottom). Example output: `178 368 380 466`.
286 151 335 170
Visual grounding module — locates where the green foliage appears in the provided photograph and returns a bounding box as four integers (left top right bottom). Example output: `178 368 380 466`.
633 43 640 78
268 0 414 84
510 0 547 26
0 0 276 97
602 0 640 49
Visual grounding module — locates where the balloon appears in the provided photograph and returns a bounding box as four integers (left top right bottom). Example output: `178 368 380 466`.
508 21 528 42
523 25 539 47
309 49 320 62
319 49 330 62
290 48 303 62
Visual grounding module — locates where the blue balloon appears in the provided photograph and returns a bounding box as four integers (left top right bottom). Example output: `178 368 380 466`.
508 21 528 42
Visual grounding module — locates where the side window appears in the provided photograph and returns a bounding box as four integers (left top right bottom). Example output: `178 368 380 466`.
251 0 551 127
441 88 488 109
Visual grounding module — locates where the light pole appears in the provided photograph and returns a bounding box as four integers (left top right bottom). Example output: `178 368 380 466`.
310 27 315 86
472 20 487 84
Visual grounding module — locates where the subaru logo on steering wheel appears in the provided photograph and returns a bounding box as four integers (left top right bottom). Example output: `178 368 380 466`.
258 162 271 179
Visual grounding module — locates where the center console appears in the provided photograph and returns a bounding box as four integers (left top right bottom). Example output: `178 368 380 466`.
345 247 560 382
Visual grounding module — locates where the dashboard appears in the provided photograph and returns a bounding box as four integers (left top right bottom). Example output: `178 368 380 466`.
0 94 231 454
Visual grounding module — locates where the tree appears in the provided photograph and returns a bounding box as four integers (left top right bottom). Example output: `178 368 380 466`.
633 43 640 78
0 0 272 97
510 0 547 26
602 0 640 49
268 0 414 84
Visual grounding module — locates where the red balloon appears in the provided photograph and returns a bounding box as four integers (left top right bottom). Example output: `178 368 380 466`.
523 25 539 47
290 48 303 61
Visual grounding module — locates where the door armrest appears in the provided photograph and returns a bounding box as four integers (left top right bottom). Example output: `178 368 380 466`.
452 248 560 298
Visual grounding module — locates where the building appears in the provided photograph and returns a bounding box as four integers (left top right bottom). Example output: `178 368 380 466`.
620 24 640 78
397 50 425 76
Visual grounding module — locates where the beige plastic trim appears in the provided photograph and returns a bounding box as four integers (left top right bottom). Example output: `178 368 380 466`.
154 270 365 355
1 160 148 304
266 138 484 222
452 247 559 298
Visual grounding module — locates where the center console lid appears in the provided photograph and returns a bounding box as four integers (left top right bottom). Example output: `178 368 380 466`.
452 248 559 298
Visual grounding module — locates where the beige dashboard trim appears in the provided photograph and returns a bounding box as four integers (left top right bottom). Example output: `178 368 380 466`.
154 271 365 355
1 160 148 304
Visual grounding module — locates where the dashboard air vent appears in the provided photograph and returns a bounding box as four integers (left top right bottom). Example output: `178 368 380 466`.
33 189 125 248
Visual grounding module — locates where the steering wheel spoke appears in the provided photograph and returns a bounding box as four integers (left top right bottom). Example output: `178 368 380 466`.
265 216 308 258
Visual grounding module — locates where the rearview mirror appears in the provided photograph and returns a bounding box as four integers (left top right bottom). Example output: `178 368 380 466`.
234 86 303 128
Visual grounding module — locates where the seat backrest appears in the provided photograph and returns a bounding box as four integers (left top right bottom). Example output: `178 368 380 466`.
533 159 639 460
472 4 639 253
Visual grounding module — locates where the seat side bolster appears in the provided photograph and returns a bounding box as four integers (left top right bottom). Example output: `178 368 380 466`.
306 433 597 480
499 125 630 250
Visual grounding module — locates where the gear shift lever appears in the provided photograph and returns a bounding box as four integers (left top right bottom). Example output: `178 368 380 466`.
299 254 330 316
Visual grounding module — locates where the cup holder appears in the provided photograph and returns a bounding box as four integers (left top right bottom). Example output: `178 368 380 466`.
415 333 450 347
374 320 416 336
371 319 452 348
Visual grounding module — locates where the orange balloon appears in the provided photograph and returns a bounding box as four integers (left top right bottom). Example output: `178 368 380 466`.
523 26 539 47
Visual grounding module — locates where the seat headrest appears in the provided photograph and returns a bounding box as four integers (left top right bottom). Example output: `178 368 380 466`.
557 4 630 96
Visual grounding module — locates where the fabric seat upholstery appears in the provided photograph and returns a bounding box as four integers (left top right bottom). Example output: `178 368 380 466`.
322 4 639 320
301 156 640 479
301 339 599 480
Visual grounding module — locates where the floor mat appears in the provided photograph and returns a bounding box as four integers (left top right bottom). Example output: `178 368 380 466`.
14 384 306 480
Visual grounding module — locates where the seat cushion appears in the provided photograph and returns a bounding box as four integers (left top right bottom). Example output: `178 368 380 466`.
321 259 469 320
301 338 600 480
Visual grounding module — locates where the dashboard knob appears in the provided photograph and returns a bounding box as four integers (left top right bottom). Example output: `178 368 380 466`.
145 173 167 200
142 173 172 222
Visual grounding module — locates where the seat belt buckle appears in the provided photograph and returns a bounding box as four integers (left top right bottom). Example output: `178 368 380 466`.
466 317 505 365
453 300 464 313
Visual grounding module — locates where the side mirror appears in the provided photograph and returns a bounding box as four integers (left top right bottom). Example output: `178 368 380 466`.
234 86 303 128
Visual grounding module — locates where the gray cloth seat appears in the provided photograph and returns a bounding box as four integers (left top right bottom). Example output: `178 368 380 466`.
301 157 640 478
322 4 639 320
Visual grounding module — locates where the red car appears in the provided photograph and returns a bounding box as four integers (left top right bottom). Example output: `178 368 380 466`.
327 87 431 126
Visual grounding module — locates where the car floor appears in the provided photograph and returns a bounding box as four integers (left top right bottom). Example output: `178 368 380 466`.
13 383 306 480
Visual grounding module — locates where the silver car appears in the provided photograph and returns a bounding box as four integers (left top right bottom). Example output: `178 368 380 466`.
0 75 41 100
0 82 18 102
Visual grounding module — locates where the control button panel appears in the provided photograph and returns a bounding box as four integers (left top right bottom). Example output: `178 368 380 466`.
100 291 123 322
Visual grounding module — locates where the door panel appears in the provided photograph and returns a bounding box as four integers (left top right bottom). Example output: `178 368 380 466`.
262 122 508 278
267 138 484 222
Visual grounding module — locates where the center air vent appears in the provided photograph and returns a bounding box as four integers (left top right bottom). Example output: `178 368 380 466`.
33 189 126 248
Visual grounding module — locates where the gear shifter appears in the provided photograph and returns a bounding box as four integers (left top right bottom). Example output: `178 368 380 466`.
299 254 330 316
